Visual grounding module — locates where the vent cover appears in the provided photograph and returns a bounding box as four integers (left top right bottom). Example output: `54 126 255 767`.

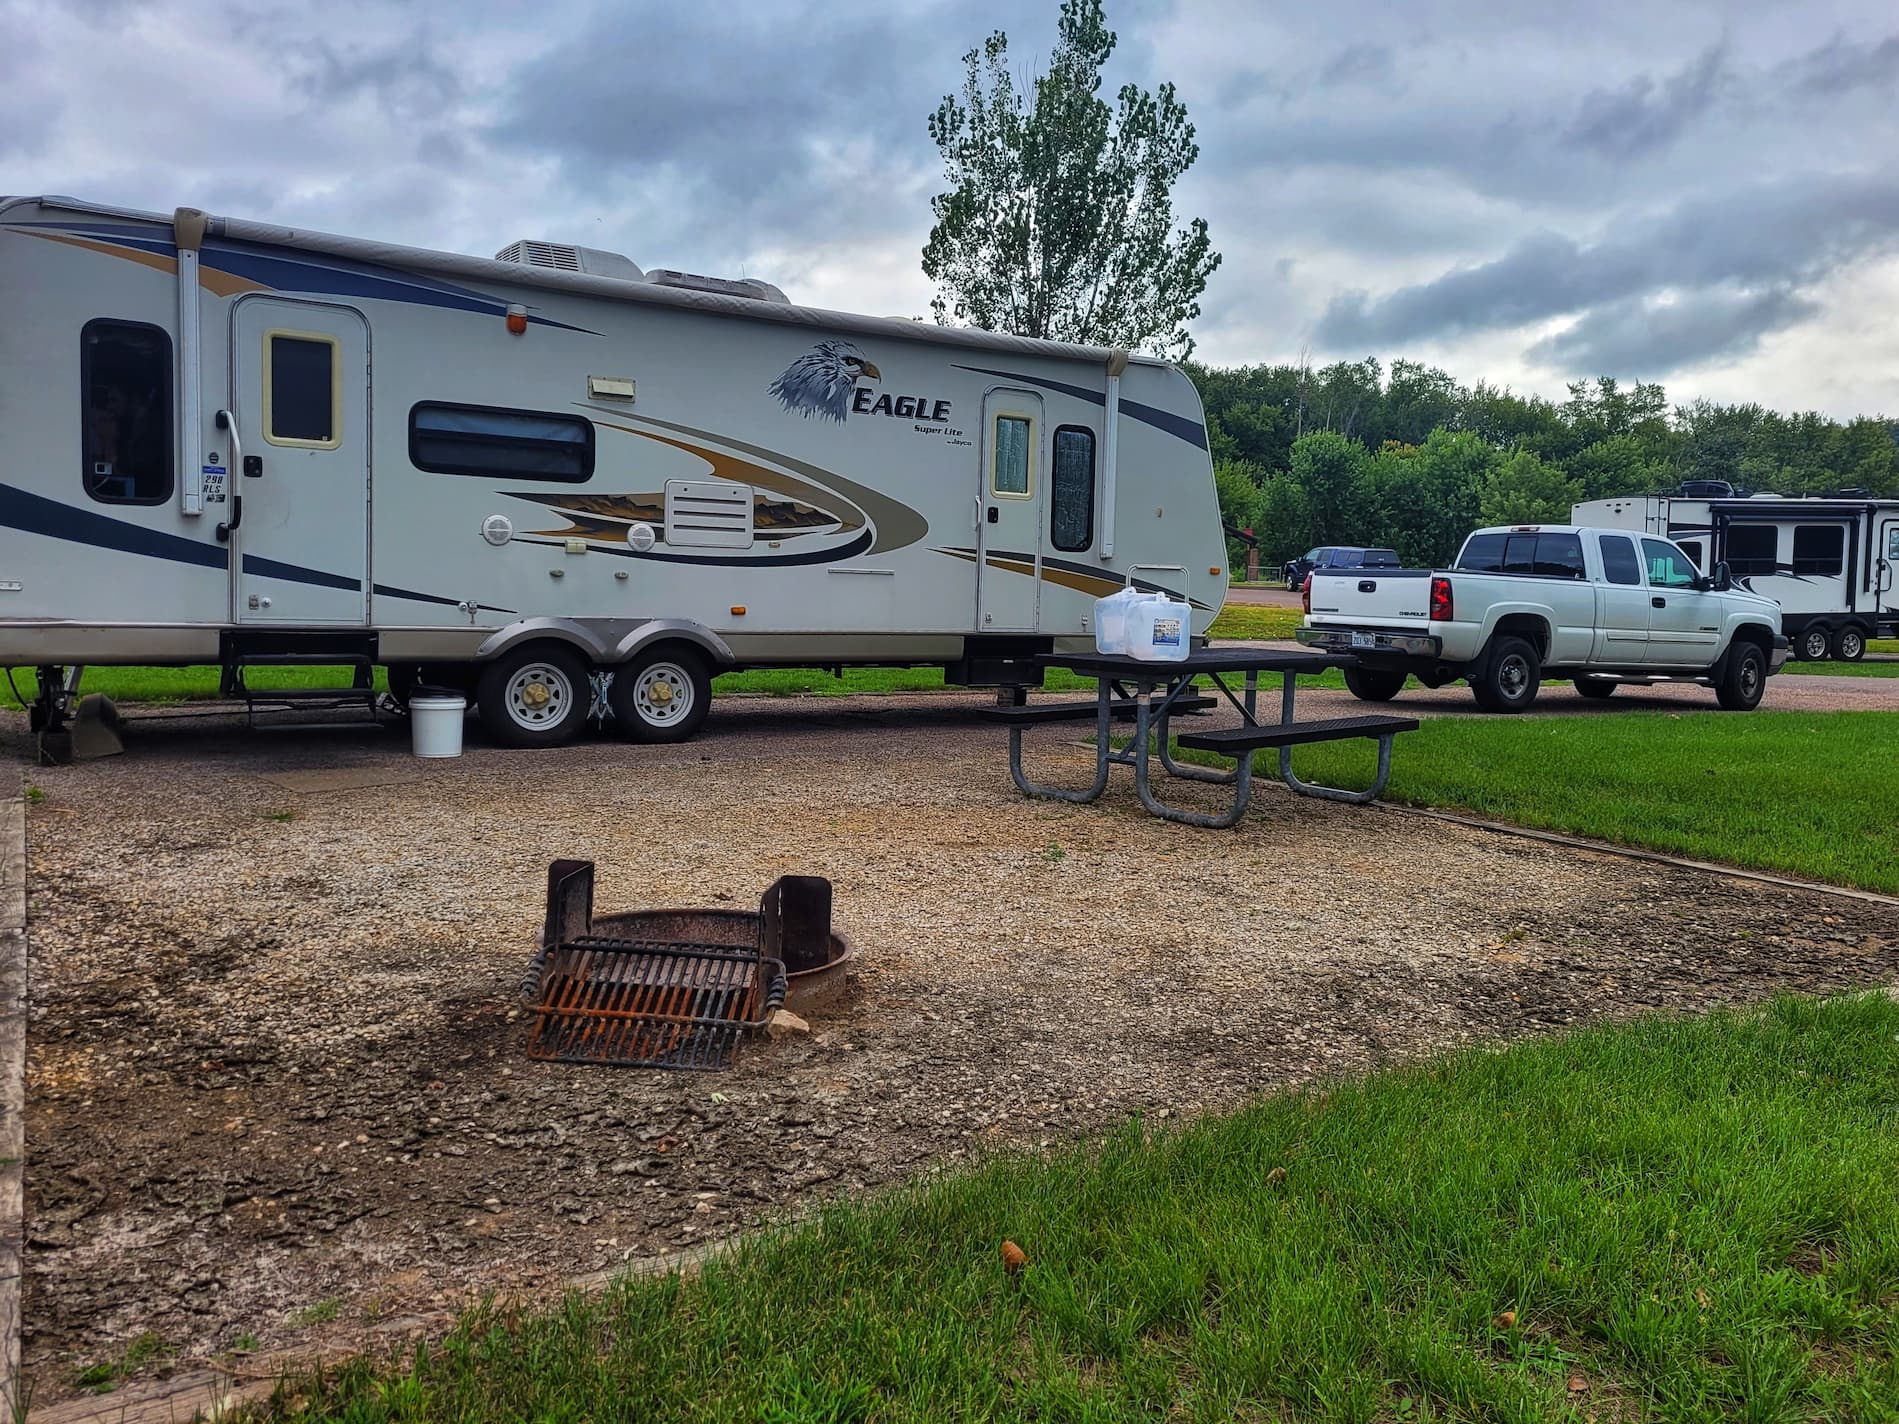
664 480 754 550
494 241 644 282
645 269 789 303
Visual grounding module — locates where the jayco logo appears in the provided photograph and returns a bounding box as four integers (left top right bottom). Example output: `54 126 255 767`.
770 341 952 427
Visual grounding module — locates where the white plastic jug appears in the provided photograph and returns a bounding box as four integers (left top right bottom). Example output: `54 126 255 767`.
1126 594 1192 662
1093 586 1155 655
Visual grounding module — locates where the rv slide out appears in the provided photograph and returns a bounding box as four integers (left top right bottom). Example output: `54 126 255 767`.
0 195 1225 747
1574 492 1898 662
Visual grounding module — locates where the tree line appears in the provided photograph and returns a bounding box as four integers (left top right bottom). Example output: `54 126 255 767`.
1192 358 1899 572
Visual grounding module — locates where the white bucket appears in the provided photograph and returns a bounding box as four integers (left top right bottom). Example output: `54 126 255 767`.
409 694 467 758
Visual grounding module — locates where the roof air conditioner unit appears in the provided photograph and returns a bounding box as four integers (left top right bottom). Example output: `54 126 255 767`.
494 240 644 282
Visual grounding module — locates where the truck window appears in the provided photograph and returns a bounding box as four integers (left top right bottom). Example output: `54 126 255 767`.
1598 534 1642 585
1049 426 1094 551
1456 534 1506 571
410 402 594 482
1501 535 1536 574
1792 524 1844 576
1533 533 1586 578
1367 549 1399 566
81 319 174 505
1725 524 1777 577
1642 538 1697 588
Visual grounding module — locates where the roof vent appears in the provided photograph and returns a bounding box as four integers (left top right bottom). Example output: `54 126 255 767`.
494 240 644 282
645 269 789 303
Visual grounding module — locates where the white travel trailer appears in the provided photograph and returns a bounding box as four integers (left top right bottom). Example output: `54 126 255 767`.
0 195 1225 746
1573 489 1898 661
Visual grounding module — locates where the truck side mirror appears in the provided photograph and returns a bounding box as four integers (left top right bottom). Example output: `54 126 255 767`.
1711 560 1732 591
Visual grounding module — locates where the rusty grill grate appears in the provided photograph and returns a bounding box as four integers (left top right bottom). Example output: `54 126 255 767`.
526 935 787 1071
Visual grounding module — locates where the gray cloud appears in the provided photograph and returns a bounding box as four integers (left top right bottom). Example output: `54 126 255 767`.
1317 43 1392 88
1528 288 1821 377
1778 31 1899 95
1313 169 1899 355
1564 44 1727 158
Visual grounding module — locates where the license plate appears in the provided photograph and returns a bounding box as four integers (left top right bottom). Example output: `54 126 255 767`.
1351 632 1375 649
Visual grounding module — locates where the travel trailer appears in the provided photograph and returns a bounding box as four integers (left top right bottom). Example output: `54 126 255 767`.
1574 490 1898 661
0 195 1225 746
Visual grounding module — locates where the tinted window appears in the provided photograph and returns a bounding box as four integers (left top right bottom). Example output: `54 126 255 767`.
1366 549 1400 566
1533 533 1587 579
992 415 1031 496
1457 533 1506 571
410 402 594 482
1725 524 1778 577
1501 534 1536 574
1792 524 1844 576
267 333 337 445
81 319 173 505
1676 540 1703 571
1642 538 1698 588
1049 426 1094 552
1599 534 1642 585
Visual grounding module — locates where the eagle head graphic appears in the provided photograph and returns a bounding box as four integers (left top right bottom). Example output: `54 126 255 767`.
768 340 882 422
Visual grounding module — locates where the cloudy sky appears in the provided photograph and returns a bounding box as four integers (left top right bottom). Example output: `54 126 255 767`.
5 0 1897 419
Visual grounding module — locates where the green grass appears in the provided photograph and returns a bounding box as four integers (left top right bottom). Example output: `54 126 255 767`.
1784 639 1899 678
1188 710 1899 893
240 995 1899 1422
74 1330 171 1394
1206 603 1301 641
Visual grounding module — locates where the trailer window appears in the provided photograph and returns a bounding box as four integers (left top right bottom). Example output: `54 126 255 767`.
1792 524 1844 576
1049 426 1095 551
81 319 173 505
410 402 594 482
991 415 1032 497
1725 524 1778 577
1642 538 1697 588
264 331 340 448
1598 535 1641 585
1676 540 1703 571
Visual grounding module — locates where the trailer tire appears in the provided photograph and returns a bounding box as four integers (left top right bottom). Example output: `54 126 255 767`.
1796 625 1831 662
1471 636 1541 713
1342 667 1407 702
610 645 711 744
1715 639 1767 711
1832 624 1867 662
475 645 591 747
1573 677 1617 699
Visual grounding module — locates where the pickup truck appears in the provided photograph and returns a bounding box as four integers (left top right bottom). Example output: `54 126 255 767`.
1295 524 1789 712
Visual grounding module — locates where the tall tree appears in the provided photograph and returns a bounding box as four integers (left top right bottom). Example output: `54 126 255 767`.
922 0 1221 358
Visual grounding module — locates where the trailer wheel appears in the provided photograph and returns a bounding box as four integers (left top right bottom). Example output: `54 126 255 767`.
1573 677 1617 699
1471 636 1541 713
476 645 591 747
1342 667 1407 702
1796 625 1831 661
610 645 711 744
1715 639 1767 711
1832 624 1867 662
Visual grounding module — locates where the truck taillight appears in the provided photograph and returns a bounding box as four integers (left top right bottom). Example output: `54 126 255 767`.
1429 575 1453 622
1301 573 1311 614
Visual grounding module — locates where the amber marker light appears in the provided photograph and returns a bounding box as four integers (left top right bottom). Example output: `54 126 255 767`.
730 606 747 616
505 304 528 334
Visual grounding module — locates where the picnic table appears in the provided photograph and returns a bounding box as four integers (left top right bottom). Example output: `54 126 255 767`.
983 648 1419 828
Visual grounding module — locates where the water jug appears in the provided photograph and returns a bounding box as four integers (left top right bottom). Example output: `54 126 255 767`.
1092 586 1154 655
1126 594 1192 662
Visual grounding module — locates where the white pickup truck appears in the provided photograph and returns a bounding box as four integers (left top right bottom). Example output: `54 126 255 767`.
1295 524 1789 712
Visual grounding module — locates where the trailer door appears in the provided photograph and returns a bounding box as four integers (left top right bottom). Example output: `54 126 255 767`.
977 388 1046 632
1878 514 1899 620
229 298 369 624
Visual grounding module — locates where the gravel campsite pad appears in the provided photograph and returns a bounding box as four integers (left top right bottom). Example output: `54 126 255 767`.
14 696 1899 1399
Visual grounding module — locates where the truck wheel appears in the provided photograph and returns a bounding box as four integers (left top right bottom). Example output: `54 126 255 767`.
1796 625 1831 661
475 645 591 747
1831 625 1866 662
1472 636 1541 713
1573 677 1617 699
1715 640 1767 711
1342 667 1407 702
610 645 712 744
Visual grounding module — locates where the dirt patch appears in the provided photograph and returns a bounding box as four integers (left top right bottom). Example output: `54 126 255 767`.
13 696 1898 1403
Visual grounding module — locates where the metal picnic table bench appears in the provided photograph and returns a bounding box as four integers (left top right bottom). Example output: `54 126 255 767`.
981 648 1418 828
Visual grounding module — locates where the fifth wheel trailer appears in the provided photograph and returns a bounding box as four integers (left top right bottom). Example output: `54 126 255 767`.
0 195 1226 746
1573 491 1898 661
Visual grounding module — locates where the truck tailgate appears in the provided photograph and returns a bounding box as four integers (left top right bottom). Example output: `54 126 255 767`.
1306 569 1434 627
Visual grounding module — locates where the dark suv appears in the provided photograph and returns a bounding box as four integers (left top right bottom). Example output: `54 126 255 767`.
1283 545 1401 590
